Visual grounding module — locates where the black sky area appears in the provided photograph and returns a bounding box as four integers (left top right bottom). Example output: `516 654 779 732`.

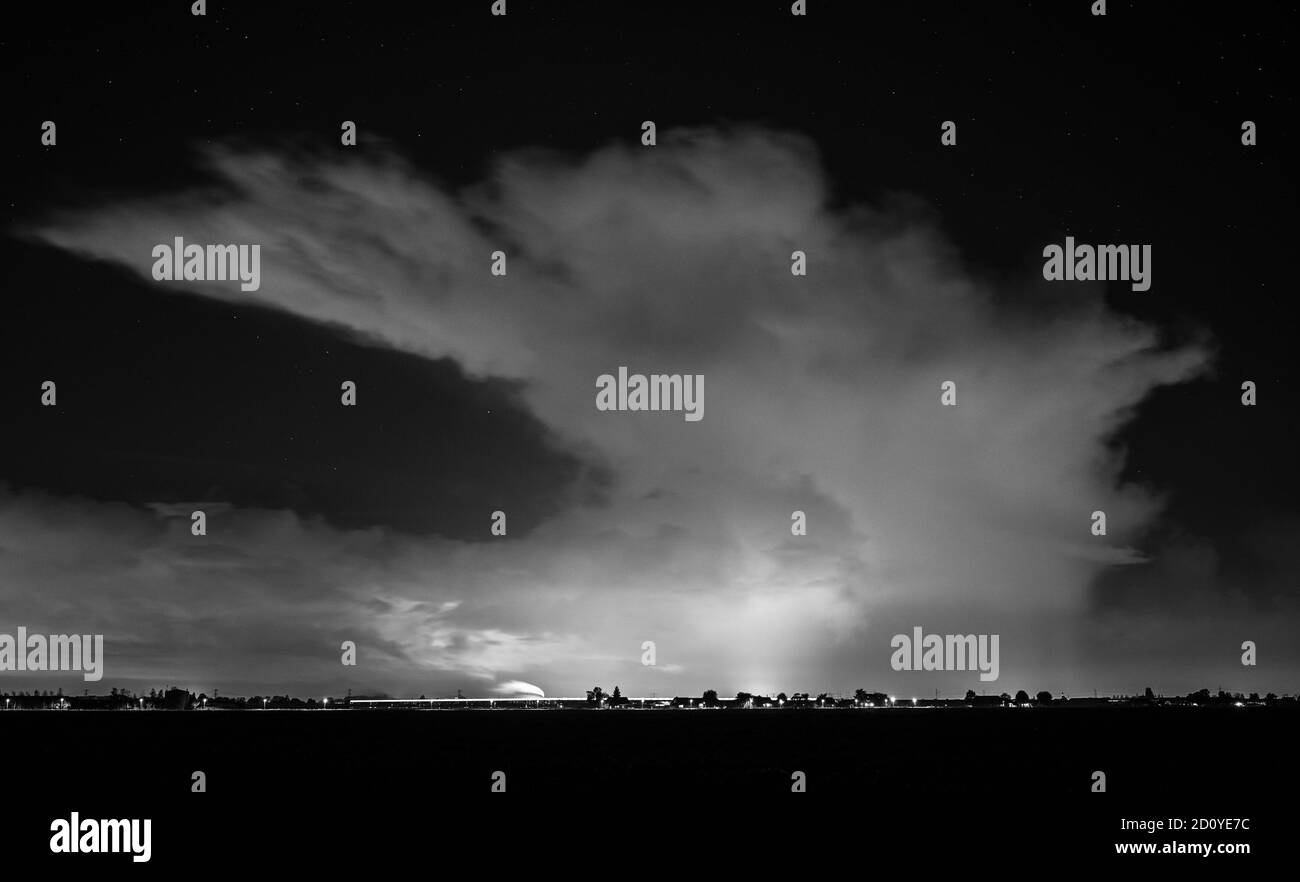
2 0 1295 582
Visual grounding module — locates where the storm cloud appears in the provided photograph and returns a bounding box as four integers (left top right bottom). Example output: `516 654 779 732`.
11 127 1228 697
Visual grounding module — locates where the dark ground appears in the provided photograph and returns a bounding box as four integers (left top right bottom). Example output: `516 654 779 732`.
0 706 1290 864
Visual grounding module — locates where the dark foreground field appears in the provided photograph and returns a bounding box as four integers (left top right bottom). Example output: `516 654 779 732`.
1 706 1290 863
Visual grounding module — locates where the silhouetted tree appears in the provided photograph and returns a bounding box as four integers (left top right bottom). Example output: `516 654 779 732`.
1035 691 1052 704
701 689 719 706
1014 690 1030 704
1144 686 1155 700
777 692 788 703
964 689 977 703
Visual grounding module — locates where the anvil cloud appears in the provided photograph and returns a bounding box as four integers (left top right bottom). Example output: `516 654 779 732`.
13 127 1212 697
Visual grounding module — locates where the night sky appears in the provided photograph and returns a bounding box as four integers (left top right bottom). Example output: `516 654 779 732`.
1 1 1295 699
